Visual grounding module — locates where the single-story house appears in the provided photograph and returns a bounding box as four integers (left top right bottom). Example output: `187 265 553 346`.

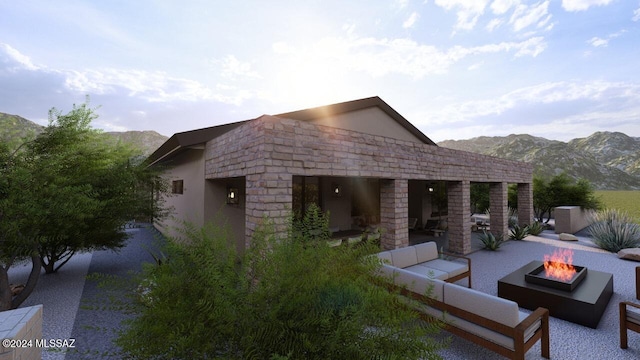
147 96 534 254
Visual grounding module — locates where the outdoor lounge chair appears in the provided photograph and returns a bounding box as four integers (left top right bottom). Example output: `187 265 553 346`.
620 301 640 349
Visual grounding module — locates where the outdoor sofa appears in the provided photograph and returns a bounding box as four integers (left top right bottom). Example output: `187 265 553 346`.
376 242 550 360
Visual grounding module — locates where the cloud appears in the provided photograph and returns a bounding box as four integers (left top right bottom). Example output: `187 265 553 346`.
561 0 614 12
0 43 40 71
634 6 640 21
213 55 261 80
587 30 627 47
434 0 490 30
271 35 546 80
588 37 608 47
403 11 420 28
509 1 551 32
426 80 640 124
490 0 519 15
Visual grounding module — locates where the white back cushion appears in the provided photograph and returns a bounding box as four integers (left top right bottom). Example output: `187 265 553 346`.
444 283 520 327
377 251 393 264
394 268 445 301
414 242 439 263
390 246 418 268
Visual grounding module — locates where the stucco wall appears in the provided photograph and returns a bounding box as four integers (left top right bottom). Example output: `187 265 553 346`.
303 107 424 144
0 305 42 360
155 149 206 239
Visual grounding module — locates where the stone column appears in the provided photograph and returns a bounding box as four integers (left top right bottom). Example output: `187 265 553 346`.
447 180 471 254
380 179 409 250
489 182 509 237
517 182 534 226
245 173 292 247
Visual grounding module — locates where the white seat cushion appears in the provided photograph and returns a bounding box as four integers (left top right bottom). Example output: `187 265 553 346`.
419 259 468 278
444 283 520 328
405 264 448 281
627 307 640 326
390 246 418 268
414 242 439 263
394 267 445 301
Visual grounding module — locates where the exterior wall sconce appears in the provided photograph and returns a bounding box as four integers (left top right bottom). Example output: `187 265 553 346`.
227 187 239 204
332 183 342 197
428 186 434 193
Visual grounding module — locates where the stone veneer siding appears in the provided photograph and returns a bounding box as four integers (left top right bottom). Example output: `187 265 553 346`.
517 182 534 227
205 115 533 252
0 305 43 360
490 182 509 237
447 181 471 254
380 179 408 250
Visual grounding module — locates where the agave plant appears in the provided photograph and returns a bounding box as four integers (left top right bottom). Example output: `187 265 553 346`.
509 224 529 240
588 209 640 253
479 231 504 251
527 221 544 236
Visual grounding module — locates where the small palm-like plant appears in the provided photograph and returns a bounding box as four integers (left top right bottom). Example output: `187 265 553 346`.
509 225 529 240
588 209 640 253
479 231 504 251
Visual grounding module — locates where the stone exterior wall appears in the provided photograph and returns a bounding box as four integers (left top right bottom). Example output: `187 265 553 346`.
490 182 509 237
447 181 471 254
380 179 409 249
205 115 533 252
0 305 43 360
517 183 534 226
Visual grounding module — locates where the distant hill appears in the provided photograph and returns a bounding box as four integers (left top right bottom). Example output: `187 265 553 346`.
0 112 167 156
439 132 640 190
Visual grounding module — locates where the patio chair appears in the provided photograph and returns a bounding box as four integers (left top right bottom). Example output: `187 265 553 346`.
408 218 418 231
619 301 640 349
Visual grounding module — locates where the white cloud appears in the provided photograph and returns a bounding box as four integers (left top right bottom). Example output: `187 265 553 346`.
561 0 614 12
403 11 420 28
214 55 261 80
272 35 546 80
510 1 551 32
490 0 519 15
434 0 490 30
634 6 640 21
588 37 608 47
0 43 40 71
486 18 504 31
430 80 640 123
587 30 627 47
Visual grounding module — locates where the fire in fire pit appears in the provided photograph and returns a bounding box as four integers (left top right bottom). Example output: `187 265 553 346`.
525 249 588 292
544 248 576 281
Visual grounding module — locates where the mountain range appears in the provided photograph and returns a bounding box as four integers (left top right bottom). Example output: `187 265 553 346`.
0 112 168 156
2 111 639 189
438 132 640 190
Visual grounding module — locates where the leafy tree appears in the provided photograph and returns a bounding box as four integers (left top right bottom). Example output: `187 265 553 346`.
470 183 489 214
533 173 601 223
118 209 444 359
0 100 167 310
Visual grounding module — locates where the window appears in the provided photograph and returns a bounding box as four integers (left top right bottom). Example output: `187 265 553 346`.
172 180 184 194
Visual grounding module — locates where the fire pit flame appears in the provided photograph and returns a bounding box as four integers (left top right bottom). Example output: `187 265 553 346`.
543 249 576 282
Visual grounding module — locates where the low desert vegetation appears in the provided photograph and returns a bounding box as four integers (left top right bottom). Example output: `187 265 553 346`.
588 208 640 253
595 190 640 223
117 206 445 360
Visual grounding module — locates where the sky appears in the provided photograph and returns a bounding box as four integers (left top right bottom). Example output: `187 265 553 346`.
1 0 639 143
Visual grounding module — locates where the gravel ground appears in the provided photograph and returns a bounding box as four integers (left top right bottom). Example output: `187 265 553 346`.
12 224 162 359
9 226 640 359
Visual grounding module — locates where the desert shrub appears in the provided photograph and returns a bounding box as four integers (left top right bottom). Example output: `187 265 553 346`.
527 221 544 236
509 225 529 240
479 231 504 251
117 209 444 359
588 209 640 253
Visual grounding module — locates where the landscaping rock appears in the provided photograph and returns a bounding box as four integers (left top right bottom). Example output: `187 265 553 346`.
558 233 579 241
617 248 640 262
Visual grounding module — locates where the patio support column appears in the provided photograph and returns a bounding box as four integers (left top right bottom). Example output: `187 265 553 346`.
380 179 408 250
447 180 471 254
490 182 509 237
245 173 292 248
517 182 534 226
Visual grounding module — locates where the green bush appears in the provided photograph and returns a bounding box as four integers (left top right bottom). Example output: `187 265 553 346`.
526 221 544 236
479 231 504 251
117 208 444 359
509 225 529 240
588 209 640 253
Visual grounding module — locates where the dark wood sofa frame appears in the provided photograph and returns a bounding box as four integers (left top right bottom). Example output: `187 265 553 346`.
399 287 550 360
620 301 640 349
